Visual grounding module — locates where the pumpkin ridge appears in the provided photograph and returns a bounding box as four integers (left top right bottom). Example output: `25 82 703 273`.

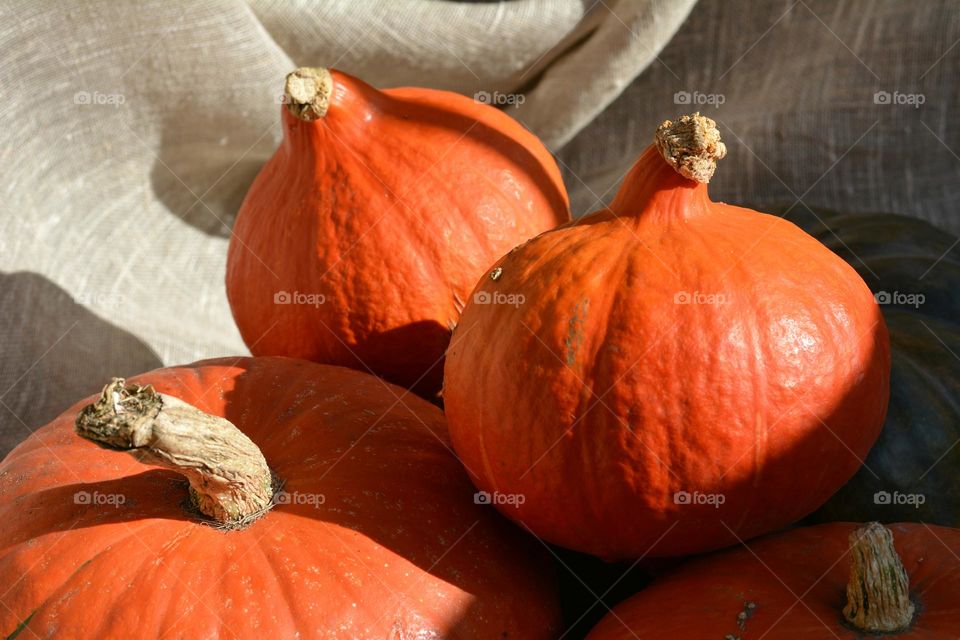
312 133 425 342
245 533 301 632
570 239 638 526
726 248 768 534
12 524 163 637
126 525 206 637
397 170 481 321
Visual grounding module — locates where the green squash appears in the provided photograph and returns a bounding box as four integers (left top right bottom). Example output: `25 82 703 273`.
779 205 960 525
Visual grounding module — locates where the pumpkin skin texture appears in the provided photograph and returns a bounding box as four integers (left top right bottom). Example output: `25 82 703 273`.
783 207 960 526
443 115 891 559
586 522 960 639
226 68 570 398
0 357 561 639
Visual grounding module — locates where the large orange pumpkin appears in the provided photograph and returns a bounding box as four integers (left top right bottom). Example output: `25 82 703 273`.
227 68 570 398
444 113 890 559
0 357 561 638
588 522 956 638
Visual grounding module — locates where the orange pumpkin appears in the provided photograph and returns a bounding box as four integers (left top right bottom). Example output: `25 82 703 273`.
226 68 569 397
444 113 890 559
588 522 954 638
0 357 561 638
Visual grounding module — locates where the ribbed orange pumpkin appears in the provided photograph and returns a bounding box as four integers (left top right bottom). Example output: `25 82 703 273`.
0 357 561 638
444 113 890 559
227 68 569 397
588 523 956 638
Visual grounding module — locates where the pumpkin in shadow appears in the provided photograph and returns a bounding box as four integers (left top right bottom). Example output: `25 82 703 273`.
782 205 960 525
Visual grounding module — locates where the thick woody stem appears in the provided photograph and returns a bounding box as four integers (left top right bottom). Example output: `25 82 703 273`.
284 67 333 121
843 522 915 633
75 379 274 526
654 112 727 184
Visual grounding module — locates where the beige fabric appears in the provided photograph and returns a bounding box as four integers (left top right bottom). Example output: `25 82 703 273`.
1 1 957 455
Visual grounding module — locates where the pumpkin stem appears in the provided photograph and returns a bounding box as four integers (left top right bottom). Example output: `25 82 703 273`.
75 378 274 526
843 522 915 633
284 67 333 121
654 112 727 184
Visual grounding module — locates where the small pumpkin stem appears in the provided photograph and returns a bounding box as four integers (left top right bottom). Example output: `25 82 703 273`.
843 522 915 633
284 67 333 121
654 112 727 184
75 379 274 526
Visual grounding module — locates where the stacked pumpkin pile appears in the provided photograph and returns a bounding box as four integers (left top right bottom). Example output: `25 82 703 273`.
1 68 958 638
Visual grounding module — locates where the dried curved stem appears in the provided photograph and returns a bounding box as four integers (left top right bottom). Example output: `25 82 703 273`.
75 379 273 525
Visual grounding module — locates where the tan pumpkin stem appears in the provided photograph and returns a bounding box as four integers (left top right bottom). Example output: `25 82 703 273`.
843 522 915 633
654 112 727 184
284 67 333 121
75 379 274 526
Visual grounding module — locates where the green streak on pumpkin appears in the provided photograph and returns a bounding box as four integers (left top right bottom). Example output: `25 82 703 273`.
6 611 36 640
565 299 590 366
